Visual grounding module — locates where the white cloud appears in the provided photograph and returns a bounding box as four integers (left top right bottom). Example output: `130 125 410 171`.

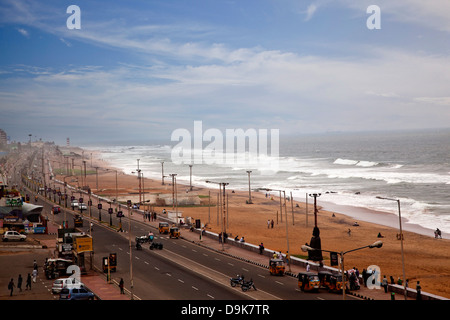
17 28 29 37
304 4 318 21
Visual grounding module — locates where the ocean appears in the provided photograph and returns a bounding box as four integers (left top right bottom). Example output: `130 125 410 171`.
82 128 450 236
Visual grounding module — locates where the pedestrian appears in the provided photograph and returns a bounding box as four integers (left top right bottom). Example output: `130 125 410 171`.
382 275 388 293
416 281 422 300
259 243 264 255
267 219 270 229
286 251 290 266
390 276 395 285
26 273 31 290
271 220 274 228
8 278 14 296
17 274 23 292
32 268 38 283
119 278 124 294
306 263 310 272
362 269 367 286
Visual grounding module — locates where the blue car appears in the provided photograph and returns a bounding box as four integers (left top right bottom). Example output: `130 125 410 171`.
59 287 95 300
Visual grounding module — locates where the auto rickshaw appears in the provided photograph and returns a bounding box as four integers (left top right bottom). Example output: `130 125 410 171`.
74 214 83 227
169 226 180 239
318 270 343 293
269 258 285 276
159 222 170 234
298 272 320 292
328 274 345 293
52 205 61 215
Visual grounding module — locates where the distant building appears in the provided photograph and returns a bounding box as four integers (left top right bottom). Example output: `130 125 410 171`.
0 129 6 145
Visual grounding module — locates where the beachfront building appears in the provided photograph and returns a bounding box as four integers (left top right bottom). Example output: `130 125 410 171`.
0 129 7 146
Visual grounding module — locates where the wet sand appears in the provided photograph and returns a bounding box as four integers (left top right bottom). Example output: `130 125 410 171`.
54 146 450 299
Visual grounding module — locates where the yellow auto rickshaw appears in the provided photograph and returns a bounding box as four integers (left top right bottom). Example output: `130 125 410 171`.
159 222 170 234
74 214 83 227
169 226 180 239
328 274 345 293
298 272 320 292
269 258 285 276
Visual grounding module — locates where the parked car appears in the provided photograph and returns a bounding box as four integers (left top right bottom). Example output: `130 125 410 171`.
2 231 27 242
59 287 95 300
51 277 84 294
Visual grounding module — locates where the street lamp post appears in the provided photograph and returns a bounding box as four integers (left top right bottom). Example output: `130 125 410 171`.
206 180 228 251
302 241 383 300
189 165 193 191
246 171 252 204
376 196 407 300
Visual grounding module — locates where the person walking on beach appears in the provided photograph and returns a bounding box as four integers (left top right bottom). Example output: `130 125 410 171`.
271 219 274 228
17 274 23 292
8 278 15 296
25 273 32 290
267 219 270 229
32 268 37 283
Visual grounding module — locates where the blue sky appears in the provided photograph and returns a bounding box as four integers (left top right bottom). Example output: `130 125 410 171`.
1 0 450 145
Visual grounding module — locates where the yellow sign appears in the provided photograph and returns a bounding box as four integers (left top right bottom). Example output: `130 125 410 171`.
74 236 93 253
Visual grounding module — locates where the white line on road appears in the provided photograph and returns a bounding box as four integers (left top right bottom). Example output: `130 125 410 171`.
192 286 198 291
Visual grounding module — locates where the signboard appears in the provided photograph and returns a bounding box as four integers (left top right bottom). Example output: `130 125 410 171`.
74 236 93 253
6 198 23 206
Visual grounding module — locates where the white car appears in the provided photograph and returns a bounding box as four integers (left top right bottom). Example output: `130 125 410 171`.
51 277 85 294
2 231 27 242
71 200 79 208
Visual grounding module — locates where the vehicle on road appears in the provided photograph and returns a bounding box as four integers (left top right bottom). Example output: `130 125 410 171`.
230 274 245 287
159 222 169 234
318 270 344 293
59 287 95 300
74 214 83 227
241 278 256 292
298 272 320 292
149 242 163 250
52 205 61 214
71 200 79 209
169 226 180 238
44 258 74 279
51 278 84 294
269 258 285 276
2 230 27 242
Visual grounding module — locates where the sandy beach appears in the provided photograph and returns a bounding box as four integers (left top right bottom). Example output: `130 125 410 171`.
54 146 450 299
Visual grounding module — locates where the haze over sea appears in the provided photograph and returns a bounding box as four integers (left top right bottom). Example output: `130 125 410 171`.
82 128 450 236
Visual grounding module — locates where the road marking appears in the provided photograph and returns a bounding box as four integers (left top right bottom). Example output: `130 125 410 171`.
135 256 140 260
275 281 284 285
178 279 184 283
192 286 198 291
242 268 249 272
192 249 197 252
227 263 234 267
207 294 215 299
258 274 266 278
317 297 325 300
144 261 149 265
203 253 208 257
154 266 160 271
215 258 221 261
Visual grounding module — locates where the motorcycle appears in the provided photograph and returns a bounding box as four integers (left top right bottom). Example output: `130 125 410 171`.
241 279 257 292
230 274 245 287
136 242 142 250
149 242 163 250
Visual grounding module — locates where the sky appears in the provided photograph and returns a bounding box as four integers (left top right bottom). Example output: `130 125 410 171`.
1 0 450 145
